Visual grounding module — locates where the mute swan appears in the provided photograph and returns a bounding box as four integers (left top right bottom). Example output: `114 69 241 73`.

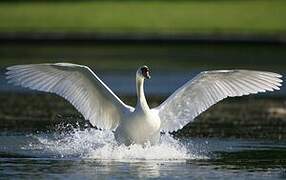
6 63 283 145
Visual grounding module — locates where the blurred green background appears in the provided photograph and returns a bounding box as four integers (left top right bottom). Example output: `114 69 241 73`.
0 0 285 34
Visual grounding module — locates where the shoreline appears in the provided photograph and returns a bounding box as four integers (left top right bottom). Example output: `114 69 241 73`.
1 32 286 45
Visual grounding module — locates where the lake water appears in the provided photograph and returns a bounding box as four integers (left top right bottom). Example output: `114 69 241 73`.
0 42 286 96
0 68 286 97
1 128 286 179
0 42 286 179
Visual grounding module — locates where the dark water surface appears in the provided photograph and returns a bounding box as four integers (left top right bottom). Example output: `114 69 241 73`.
0 42 286 96
1 131 286 179
1 69 286 97
0 42 286 179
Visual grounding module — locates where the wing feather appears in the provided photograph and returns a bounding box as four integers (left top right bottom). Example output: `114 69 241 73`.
155 70 283 132
6 63 134 130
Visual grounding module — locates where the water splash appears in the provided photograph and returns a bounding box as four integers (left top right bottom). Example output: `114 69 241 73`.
29 127 207 161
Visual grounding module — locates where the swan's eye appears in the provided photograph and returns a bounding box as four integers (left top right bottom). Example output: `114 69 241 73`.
140 67 150 79
141 67 148 74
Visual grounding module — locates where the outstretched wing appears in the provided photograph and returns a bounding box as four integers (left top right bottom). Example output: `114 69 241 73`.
6 63 134 130
155 70 283 132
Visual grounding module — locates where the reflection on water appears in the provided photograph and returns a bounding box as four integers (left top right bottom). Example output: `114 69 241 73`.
1 128 286 179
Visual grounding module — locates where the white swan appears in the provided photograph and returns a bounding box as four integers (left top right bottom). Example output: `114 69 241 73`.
6 63 283 145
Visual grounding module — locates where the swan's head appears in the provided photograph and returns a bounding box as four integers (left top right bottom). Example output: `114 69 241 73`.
137 65 151 80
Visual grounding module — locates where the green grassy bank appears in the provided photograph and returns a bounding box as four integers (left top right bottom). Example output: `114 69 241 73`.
0 0 285 34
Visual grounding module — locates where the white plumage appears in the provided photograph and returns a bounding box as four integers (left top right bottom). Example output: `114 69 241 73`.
6 63 283 145
6 63 134 130
156 70 282 132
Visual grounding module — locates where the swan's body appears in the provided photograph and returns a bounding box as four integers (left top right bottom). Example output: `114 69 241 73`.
115 108 161 145
6 63 283 145
115 70 161 145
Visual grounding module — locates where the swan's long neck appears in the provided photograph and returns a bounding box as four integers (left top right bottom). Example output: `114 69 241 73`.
136 77 149 112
